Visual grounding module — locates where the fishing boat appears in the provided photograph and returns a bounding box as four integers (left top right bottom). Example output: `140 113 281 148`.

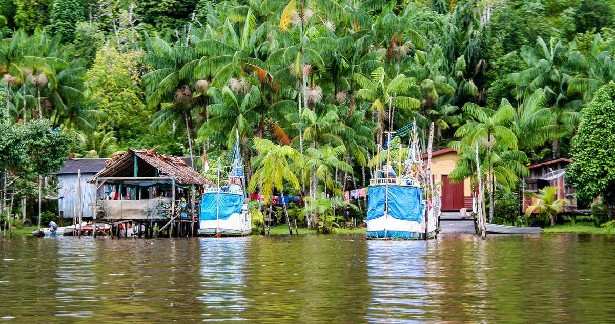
366 123 440 240
198 135 251 236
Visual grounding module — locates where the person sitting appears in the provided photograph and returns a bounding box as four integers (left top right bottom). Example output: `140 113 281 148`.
48 221 58 236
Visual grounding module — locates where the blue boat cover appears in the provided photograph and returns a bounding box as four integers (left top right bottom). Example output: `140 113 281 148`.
367 185 424 221
200 192 243 221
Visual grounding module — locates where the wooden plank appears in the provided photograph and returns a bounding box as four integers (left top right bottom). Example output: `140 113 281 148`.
486 224 543 234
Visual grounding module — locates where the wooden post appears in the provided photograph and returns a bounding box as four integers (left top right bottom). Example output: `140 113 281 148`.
93 179 97 238
22 197 26 223
171 178 175 238
37 175 42 230
77 169 82 237
281 191 292 235
425 123 434 240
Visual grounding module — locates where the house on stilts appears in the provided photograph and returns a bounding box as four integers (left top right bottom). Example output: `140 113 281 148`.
90 149 208 237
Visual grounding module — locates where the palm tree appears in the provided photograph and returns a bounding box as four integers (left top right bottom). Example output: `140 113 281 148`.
510 37 582 157
525 186 567 226
568 34 615 102
78 128 118 158
248 138 301 234
201 84 261 148
506 89 554 152
354 67 420 148
454 101 518 222
143 34 204 165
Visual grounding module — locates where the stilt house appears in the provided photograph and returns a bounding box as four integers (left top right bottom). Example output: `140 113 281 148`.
90 149 208 236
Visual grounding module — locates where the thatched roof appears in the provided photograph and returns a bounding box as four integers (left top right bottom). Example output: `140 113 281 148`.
92 149 208 186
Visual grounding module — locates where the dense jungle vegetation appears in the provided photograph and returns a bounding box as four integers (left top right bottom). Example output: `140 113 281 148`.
1 0 615 230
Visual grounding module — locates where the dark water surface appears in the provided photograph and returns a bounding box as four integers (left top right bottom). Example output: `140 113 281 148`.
1 234 615 323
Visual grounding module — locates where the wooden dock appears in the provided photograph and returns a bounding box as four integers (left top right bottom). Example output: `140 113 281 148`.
440 219 542 235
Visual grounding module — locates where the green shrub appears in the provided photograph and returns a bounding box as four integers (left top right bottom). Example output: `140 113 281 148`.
591 200 609 226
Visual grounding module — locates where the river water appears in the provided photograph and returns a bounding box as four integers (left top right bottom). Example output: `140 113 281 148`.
1 234 615 323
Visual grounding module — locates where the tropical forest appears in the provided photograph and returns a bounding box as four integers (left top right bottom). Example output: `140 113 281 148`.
2 0 615 234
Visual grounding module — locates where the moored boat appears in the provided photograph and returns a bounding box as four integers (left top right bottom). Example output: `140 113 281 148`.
198 133 251 236
366 123 440 240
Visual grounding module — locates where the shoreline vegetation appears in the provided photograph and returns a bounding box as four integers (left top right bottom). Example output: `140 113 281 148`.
1 1 615 239
8 222 615 238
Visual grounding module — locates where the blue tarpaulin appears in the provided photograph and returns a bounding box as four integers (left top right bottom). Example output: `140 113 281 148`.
367 185 424 221
200 192 243 221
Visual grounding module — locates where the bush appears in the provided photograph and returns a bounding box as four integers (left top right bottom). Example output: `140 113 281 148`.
40 211 57 226
591 200 609 226
249 203 265 235
493 191 522 225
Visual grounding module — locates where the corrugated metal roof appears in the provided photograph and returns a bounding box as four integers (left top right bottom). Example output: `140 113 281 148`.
529 158 571 169
58 158 109 175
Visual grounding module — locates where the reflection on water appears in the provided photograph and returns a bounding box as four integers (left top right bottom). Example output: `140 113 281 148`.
1 234 615 322
198 238 248 321
366 240 436 322
55 238 97 318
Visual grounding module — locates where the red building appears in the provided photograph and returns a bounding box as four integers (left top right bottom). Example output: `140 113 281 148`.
523 158 577 213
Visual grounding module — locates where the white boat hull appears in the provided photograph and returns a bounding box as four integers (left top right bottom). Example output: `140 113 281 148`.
198 211 252 236
366 208 439 240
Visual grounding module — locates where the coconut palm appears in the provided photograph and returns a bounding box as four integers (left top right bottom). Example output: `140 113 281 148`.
525 186 567 226
354 67 421 147
248 138 301 234
509 37 583 157
201 83 261 148
143 34 205 165
454 101 518 222
506 89 554 151
568 34 615 102
78 128 118 158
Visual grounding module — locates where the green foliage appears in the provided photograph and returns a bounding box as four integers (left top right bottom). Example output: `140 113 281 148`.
135 0 198 31
590 198 609 226
49 0 85 42
71 22 105 65
525 186 568 226
574 0 613 34
568 83 615 206
84 45 149 153
2 0 615 227
14 0 50 32
493 190 522 225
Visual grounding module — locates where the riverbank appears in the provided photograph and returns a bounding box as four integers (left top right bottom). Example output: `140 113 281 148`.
1 226 38 237
267 225 365 235
544 223 614 235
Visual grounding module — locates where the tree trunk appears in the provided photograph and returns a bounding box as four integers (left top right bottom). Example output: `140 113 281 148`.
22 197 26 223
489 167 495 223
184 111 195 168
281 191 292 235
552 139 560 159
1 170 5 217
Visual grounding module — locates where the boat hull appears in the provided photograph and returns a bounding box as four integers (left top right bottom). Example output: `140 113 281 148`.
366 184 439 240
366 214 436 240
198 212 252 236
